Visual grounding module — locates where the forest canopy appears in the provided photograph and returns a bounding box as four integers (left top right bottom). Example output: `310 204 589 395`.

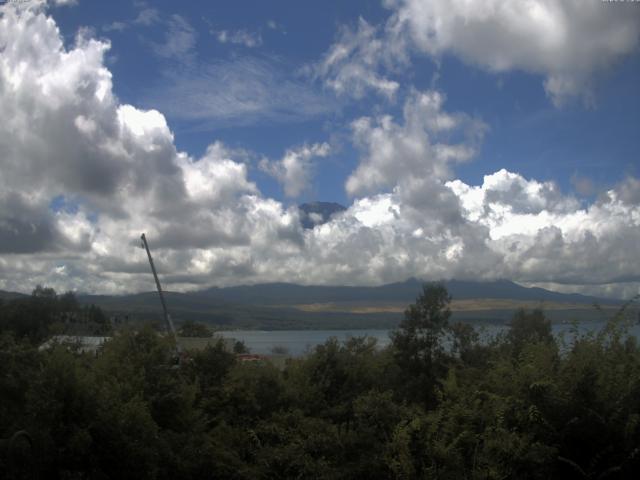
1 284 640 479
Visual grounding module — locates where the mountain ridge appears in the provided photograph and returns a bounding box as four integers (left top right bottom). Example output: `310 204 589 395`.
4 278 620 306
4 279 622 330
0 290 28 301
191 278 618 305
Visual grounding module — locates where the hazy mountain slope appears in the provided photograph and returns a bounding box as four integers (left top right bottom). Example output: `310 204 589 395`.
0 290 28 301
75 279 621 329
195 278 616 306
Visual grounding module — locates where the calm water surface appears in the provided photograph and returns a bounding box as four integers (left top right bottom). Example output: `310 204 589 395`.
219 329 393 356
219 321 640 356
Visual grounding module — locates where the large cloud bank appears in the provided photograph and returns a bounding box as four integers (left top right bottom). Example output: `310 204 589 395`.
0 3 639 298
319 0 640 105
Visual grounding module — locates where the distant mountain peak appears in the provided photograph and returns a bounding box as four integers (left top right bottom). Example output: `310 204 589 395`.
298 202 346 229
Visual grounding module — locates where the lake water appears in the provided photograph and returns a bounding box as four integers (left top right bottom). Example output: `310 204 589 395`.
219 329 393 356
219 321 640 356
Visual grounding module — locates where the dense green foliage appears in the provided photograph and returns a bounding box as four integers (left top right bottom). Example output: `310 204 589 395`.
178 320 214 338
1 284 639 479
0 286 111 343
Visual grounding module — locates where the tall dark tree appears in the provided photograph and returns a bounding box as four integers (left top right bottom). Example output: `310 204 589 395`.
58 291 79 312
391 282 452 407
507 308 553 356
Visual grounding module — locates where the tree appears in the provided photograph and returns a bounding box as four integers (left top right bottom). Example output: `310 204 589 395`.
31 285 57 300
58 291 78 312
233 340 248 354
449 321 483 365
507 308 553 356
177 320 212 338
391 283 452 407
0 288 58 341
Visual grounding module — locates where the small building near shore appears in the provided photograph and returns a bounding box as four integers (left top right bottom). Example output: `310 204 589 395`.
39 335 111 355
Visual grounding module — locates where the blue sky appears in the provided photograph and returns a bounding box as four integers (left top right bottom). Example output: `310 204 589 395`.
1 0 640 297
49 0 640 206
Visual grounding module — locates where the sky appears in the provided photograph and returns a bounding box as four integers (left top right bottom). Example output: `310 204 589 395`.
0 0 639 298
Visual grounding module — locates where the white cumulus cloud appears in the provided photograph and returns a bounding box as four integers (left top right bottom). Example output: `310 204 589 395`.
260 143 331 197
315 0 640 106
346 90 487 198
384 0 640 105
0 3 639 299
448 172 640 290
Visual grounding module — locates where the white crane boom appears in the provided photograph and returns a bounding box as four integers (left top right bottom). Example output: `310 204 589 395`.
140 233 181 353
